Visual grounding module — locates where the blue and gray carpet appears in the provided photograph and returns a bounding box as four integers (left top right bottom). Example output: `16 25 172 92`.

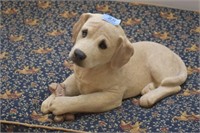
0 0 199 132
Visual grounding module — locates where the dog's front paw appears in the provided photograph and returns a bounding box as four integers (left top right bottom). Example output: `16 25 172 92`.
41 93 56 114
41 100 51 114
49 97 66 115
49 83 59 92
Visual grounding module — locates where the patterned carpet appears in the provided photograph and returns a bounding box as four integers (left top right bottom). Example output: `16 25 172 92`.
0 0 200 132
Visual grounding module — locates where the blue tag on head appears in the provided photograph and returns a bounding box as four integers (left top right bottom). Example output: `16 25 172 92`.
102 14 121 26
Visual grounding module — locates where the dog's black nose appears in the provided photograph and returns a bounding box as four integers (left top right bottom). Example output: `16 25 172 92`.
74 49 86 61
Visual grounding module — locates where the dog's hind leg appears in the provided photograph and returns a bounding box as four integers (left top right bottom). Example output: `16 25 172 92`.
141 82 156 95
140 51 187 107
140 70 186 107
140 85 181 107
139 63 186 107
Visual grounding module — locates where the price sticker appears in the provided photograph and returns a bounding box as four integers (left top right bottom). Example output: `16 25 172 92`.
102 14 121 26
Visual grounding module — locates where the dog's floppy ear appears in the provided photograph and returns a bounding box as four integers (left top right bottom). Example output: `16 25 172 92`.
72 13 91 43
110 36 134 69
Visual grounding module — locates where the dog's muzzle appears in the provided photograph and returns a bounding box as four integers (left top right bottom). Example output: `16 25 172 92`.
70 49 87 65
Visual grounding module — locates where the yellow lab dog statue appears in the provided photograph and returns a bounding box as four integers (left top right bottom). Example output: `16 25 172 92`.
41 13 187 116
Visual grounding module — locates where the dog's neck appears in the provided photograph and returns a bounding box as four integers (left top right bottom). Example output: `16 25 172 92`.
74 63 111 73
73 63 115 81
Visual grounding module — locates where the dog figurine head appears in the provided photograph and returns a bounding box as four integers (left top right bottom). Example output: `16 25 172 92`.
69 13 134 69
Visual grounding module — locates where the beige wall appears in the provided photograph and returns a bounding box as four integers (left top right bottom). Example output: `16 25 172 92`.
116 0 200 11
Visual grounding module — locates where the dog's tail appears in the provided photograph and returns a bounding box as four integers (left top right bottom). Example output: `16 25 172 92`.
161 56 188 86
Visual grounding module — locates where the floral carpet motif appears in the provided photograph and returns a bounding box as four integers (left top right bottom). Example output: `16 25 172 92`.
0 0 200 132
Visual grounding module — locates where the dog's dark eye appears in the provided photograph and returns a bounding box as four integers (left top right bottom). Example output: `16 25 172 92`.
99 40 107 49
82 29 88 38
